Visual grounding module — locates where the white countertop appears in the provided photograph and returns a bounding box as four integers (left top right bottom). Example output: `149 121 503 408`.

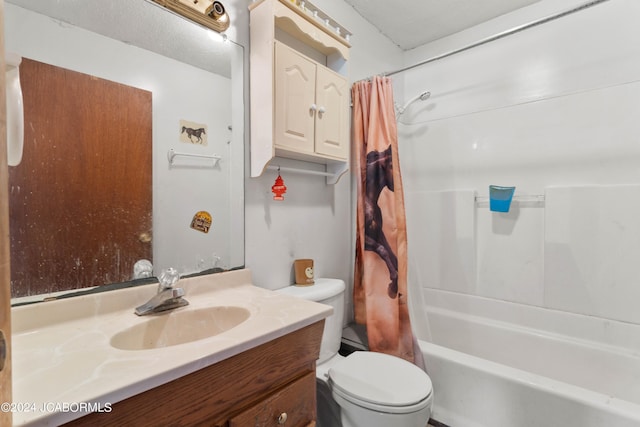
11 269 332 426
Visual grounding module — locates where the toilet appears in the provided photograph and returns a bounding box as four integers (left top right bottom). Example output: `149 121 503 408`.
277 278 433 427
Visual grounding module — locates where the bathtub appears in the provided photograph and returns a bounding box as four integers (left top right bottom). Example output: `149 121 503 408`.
417 289 640 427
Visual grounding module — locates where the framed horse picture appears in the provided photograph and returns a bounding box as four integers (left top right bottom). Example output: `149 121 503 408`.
179 119 208 145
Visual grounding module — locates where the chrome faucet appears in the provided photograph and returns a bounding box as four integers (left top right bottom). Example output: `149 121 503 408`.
135 268 189 316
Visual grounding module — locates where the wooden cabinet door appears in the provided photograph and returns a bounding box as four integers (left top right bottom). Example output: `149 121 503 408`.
228 371 316 427
314 67 348 160
9 58 152 297
274 42 316 154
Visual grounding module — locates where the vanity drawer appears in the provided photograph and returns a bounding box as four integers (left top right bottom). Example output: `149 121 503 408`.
229 370 316 427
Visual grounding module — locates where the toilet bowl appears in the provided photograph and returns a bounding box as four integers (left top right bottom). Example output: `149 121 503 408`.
277 278 433 427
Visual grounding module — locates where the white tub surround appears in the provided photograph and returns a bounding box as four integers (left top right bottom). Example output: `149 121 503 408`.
11 269 332 426
419 289 640 427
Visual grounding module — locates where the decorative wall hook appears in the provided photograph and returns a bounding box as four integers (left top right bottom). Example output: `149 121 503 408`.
271 168 287 201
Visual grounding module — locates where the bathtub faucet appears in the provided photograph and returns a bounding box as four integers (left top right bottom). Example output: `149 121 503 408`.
134 268 189 316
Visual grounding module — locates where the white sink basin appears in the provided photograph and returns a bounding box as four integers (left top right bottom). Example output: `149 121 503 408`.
110 306 251 350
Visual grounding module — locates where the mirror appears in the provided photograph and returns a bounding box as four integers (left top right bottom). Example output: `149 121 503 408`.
6 0 245 303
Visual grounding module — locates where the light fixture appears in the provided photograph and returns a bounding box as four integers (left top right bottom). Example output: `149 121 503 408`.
152 0 230 33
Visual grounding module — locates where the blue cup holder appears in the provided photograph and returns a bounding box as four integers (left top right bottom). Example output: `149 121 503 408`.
489 185 515 212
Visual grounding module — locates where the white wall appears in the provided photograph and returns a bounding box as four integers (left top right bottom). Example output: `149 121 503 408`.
399 0 640 326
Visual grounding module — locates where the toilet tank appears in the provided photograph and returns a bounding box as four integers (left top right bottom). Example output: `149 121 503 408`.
276 278 345 364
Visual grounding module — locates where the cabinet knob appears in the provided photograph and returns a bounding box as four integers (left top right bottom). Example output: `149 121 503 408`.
277 412 288 424
310 104 317 112
138 231 152 243
318 106 326 114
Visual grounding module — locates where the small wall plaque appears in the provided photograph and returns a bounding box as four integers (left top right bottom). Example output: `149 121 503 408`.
191 211 212 233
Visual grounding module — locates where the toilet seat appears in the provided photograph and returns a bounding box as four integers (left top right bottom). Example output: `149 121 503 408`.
328 351 433 414
316 353 345 381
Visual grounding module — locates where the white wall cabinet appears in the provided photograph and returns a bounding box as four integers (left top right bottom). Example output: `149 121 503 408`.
249 0 351 184
274 41 348 160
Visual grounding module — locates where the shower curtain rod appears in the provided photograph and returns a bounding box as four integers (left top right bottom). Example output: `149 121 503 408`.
378 0 611 78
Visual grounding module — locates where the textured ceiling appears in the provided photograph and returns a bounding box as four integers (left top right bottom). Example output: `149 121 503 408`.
343 0 542 50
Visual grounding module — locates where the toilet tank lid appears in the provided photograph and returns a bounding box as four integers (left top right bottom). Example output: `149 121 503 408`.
275 278 345 302
329 351 432 407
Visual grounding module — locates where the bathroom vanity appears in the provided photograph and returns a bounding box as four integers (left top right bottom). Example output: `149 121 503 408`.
11 269 330 426
66 323 321 426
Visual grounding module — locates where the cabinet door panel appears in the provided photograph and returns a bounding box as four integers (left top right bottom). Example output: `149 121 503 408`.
228 371 316 427
314 68 348 159
274 42 316 154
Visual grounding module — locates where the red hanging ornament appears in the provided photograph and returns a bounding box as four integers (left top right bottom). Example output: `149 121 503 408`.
271 171 287 200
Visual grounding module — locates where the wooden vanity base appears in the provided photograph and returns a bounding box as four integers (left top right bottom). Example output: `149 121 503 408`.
65 321 323 427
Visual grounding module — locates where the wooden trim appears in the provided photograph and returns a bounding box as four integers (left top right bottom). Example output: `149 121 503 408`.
250 0 351 51
275 0 351 52
0 1 14 425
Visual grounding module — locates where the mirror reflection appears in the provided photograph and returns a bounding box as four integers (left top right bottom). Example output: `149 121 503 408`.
6 0 245 302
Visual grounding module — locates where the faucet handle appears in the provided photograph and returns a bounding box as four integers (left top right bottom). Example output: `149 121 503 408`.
158 267 180 291
171 287 185 298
